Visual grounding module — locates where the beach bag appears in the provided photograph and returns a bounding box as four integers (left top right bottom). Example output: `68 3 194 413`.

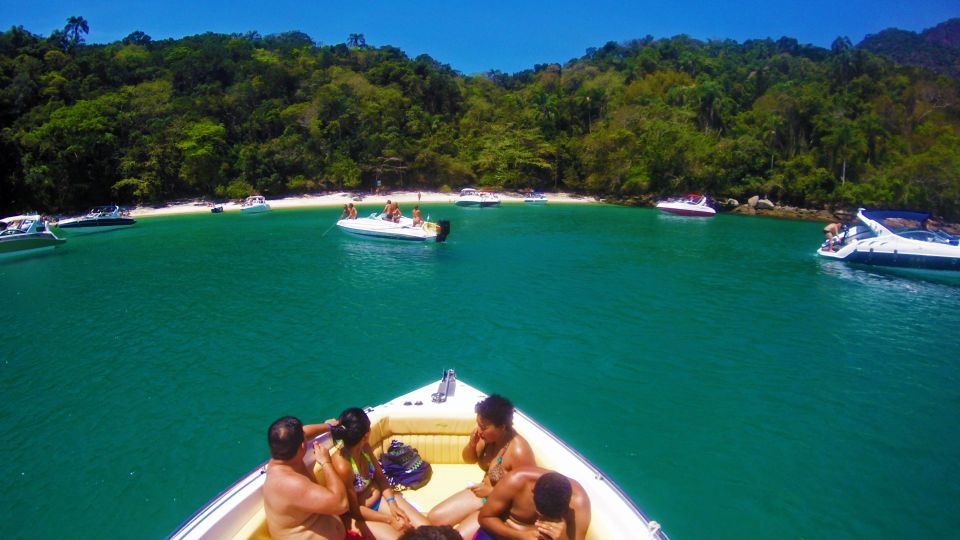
379 439 432 490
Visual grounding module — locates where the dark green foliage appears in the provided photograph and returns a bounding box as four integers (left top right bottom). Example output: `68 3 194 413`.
1 19 959 219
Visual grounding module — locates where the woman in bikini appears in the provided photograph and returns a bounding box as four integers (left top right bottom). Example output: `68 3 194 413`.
427 394 536 539
331 408 430 539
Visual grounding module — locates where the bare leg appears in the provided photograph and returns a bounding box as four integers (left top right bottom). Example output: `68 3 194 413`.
456 510 480 540
428 488 484 526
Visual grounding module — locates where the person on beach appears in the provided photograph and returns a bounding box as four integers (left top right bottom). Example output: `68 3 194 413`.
476 468 591 540
412 206 423 226
263 416 349 540
823 222 842 251
331 407 430 539
427 395 536 539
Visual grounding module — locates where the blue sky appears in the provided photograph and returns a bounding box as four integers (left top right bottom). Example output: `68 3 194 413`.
2 1 958 74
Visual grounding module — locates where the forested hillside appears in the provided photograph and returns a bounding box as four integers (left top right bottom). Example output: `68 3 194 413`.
2 19 959 218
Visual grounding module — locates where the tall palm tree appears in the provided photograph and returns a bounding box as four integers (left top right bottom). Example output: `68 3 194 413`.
346 33 365 49
64 16 89 49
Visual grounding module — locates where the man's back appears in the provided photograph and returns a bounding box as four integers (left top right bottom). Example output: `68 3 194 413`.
264 462 346 540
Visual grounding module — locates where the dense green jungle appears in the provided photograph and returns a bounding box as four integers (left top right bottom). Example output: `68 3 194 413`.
2 18 959 218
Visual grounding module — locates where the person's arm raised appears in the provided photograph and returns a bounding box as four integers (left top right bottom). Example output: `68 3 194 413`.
462 426 482 464
292 443 347 516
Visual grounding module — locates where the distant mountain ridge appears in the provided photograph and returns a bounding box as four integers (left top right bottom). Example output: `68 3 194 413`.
857 18 960 78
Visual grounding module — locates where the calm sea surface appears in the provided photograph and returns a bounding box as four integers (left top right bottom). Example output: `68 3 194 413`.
1 203 958 539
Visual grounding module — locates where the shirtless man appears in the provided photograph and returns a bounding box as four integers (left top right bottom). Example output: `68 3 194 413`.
823 222 842 251
477 467 591 540
263 416 349 540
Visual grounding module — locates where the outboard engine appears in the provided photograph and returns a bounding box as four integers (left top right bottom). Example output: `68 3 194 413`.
436 220 451 243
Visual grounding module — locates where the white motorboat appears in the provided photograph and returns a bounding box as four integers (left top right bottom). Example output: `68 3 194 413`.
455 188 501 207
168 370 667 540
524 192 548 204
818 208 960 271
240 196 270 214
55 205 136 232
0 215 66 255
337 213 451 242
655 194 716 217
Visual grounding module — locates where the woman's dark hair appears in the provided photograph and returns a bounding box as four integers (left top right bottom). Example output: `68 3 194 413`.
398 525 461 540
533 472 573 519
268 416 304 460
475 394 514 428
331 407 371 447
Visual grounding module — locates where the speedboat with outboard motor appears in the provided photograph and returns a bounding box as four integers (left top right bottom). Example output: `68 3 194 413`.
655 194 716 217
336 213 451 242
0 215 66 255
818 208 960 271
55 205 135 232
168 370 667 540
240 196 270 214
455 188 501 207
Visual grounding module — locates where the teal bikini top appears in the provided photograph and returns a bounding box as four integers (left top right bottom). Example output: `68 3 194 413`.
349 450 375 493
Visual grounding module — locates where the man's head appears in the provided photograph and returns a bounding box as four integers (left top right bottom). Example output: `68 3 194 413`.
268 416 304 460
533 472 573 520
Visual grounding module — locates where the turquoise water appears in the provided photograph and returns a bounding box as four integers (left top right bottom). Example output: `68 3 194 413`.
2 204 958 539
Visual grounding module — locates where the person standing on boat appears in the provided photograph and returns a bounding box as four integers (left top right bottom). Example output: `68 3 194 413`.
476 468 591 540
263 416 348 540
382 200 393 219
823 222 842 251
348 203 357 220
412 206 423 226
427 395 536 539
331 407 430 539
340 205 351 221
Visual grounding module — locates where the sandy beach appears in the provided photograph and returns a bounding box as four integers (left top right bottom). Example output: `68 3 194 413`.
128 191 600 218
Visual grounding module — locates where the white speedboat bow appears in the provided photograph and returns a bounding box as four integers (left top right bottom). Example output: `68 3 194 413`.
655 194 716 217
818 208 960 271
169 370 667 540
240 196 270 214
455 188 501 207
337 214 451 242
0 215 66 254
55 205 135 232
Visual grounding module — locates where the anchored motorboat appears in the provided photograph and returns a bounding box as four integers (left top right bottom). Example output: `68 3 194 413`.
240 196 270 214
55 205 135 232
818 208 960 271
336 213 451 242
0 215 66 255
168 370 667 540
524 192 548 204
455 188 501 207
655 194 716 217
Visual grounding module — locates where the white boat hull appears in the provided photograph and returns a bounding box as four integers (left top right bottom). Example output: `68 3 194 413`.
655 201 716 217
169 374 666 540
240 204 270 214
336 216 449 242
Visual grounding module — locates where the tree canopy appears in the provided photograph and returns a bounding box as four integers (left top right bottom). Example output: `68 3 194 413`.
2 19 959 218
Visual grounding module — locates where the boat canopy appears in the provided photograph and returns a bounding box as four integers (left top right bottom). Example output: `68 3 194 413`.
860 209 930 223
